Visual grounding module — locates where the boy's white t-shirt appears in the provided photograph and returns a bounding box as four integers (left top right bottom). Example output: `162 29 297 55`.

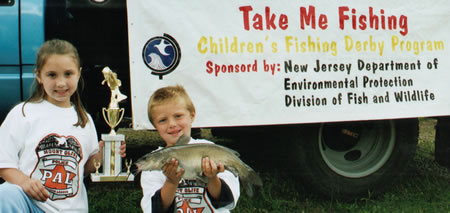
0 101 99 213
140 138 241 213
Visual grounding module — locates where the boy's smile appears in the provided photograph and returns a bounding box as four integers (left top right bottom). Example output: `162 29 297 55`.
152 98 195 147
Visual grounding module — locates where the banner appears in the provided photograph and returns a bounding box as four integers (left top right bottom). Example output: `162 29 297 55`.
127 0 450 129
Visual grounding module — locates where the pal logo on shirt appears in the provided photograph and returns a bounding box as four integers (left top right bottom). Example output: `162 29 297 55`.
32 134 82 200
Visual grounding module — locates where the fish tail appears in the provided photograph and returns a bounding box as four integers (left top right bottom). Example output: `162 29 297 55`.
241 179 255 197
240 169 263 197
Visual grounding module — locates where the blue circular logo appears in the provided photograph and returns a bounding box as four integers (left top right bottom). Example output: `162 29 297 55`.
142 34 181 79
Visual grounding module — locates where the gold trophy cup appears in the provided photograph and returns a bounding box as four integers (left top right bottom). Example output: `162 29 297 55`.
91 67 134 182
102 107 124 136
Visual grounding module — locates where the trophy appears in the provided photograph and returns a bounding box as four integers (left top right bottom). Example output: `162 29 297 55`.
91 67 134 182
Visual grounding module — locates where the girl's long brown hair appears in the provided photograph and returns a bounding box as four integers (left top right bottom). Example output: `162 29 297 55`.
23 39 89 128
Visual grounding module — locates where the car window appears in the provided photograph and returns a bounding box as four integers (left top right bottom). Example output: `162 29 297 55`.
0 0 14 6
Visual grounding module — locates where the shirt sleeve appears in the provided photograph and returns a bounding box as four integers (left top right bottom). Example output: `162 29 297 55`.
0 105 25 169
215 170 241 210
208 178 234 208
86 114 99 158
140 170 168 213
150 189 175 213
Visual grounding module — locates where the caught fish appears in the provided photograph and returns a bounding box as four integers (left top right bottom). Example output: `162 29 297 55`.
135 135 263 196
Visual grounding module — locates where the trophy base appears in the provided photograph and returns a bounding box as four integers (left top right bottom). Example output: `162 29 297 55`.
90 173 135 182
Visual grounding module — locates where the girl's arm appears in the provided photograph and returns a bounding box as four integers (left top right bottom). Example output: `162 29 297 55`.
84 151 102 175
84 140 103 175
84 140 126 175
0 168 50 201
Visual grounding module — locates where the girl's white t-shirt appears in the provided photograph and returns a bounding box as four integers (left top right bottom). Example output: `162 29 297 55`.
0 101 99 213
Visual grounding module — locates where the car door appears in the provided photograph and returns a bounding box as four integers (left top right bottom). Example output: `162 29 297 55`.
0 0 43 122
0 0 21 122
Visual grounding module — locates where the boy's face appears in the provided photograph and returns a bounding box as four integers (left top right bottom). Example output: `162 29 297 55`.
151 98 195 147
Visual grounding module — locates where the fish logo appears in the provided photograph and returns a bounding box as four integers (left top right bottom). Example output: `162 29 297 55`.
142 34 181 80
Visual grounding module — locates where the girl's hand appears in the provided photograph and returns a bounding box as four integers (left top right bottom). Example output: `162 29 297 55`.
202 157 224 179
98 140 104 156
20 178 50 202
162 158 184 185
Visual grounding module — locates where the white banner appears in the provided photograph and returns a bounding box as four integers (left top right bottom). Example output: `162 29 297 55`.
127 0 450 130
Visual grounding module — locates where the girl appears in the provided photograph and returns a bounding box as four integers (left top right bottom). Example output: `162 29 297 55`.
0 39 124 212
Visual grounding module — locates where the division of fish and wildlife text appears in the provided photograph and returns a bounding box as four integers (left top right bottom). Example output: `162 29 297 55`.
204 57 440 108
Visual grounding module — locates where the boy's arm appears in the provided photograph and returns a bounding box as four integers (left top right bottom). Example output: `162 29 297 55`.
203 157 224 200
160 158 184 211
159 179 179 211
208 179 235 208
203 157 239 209
207 174 223 200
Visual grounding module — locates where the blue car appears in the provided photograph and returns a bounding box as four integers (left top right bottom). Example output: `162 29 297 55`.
0 0 129 127
0 0 44 122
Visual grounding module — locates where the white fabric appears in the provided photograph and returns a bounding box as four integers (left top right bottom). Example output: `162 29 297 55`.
0 101 99 213
140 138 240 213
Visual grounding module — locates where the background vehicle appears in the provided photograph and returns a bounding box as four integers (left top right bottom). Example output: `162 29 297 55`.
0 0 448 199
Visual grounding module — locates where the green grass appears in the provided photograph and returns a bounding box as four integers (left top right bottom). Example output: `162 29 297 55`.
87 118 450 212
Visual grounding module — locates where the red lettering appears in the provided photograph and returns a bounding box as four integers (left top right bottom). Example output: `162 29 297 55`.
239 6 288 31
339 6 408 36
253 13 263 30
338 6 349 30
265 7 276 30
239 6 253 30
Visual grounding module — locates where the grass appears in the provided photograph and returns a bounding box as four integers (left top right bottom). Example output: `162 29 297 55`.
87 118 450 212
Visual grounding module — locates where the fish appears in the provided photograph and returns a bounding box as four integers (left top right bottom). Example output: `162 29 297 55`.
135 135 263 197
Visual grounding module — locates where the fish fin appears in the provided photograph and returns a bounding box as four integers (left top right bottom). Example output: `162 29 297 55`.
218 144 240 157
230 149 240 157
175 134 190 146
224 165 239 177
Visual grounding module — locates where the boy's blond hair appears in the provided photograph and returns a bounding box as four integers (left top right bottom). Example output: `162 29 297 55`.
147 85 195 125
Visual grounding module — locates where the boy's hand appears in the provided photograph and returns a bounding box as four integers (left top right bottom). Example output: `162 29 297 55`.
99 140 126 158
120 141 126 158
162 158 184 185
20 178 50 202
202 157 224 179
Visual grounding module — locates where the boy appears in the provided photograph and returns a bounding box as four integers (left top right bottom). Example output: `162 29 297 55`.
140 85 240 213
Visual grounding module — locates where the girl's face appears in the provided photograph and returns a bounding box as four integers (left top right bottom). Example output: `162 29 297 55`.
152 98 195 147
36 54 80 108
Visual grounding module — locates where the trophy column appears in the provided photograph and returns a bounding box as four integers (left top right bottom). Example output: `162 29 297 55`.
90 67 135 182
90 134 134 182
